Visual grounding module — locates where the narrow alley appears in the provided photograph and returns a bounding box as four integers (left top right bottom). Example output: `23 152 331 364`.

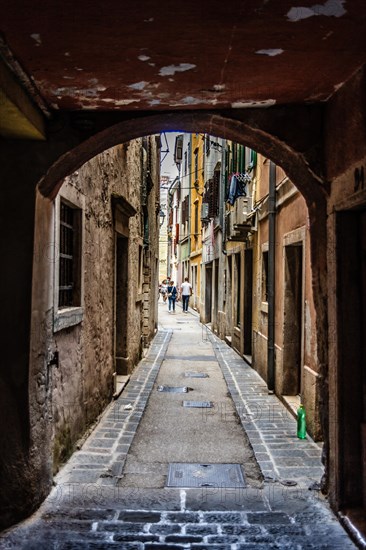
0 303 355 549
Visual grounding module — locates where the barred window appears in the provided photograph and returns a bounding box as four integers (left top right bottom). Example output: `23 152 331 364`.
59 201 81 308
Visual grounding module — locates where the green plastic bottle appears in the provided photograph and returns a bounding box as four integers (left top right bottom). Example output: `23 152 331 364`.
297 404 307 439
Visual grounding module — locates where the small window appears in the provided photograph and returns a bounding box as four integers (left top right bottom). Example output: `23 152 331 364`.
59 201 81 308
194 148 198 183
262 250 269 303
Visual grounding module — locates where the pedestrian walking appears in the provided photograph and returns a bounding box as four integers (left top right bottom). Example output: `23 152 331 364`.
180 277 192 313
167 280 178 313
160 280 168 302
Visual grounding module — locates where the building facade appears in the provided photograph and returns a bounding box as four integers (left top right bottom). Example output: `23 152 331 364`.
164 134 320 439
7 137 160 523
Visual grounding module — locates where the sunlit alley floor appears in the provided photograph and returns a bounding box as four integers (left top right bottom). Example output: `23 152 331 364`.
0 301 357 549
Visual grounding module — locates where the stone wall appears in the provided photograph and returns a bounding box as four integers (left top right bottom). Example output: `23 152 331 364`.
29 138 160 476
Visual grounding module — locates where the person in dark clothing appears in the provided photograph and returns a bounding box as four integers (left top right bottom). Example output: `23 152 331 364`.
167 281 178 313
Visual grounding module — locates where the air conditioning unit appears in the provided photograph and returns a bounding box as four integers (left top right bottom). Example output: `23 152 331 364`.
234 196 253 225
226 197 253 241
201 202 209 220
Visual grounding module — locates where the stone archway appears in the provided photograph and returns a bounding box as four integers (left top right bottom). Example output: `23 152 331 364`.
39 110 326 204
37 112 329 476
0 107 329 528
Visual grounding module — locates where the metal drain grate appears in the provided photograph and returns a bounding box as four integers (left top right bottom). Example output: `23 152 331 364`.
183 400 213 408
166 463 246 488
184 372 209 378
158 386 191 393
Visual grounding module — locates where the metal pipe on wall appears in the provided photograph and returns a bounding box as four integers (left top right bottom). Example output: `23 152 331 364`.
267 160 276 392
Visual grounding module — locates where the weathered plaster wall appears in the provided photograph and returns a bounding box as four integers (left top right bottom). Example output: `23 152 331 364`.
252 159 320 439
29 138 160 480
324 65 366 512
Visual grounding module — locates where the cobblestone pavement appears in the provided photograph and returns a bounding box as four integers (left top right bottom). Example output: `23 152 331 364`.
0 303 357 549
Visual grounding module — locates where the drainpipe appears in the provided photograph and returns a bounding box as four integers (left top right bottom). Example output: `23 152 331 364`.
221 142 228 256
267 160 276 393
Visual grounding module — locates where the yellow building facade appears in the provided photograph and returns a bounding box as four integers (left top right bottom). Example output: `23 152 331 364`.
189 133 204 311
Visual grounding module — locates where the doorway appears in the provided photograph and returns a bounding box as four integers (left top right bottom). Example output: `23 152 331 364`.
244 248 253 358
205 263 212 324
282 243 303 396
115 235 129 375
191 264 198 310
337 209 366 512
213 260 219 329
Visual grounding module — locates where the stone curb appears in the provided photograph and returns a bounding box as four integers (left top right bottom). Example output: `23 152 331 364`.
207 331 324 489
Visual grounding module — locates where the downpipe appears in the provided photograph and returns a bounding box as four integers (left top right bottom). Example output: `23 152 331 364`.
267 161 276 393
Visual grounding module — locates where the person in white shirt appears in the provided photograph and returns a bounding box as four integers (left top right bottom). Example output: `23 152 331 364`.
180 277 192 313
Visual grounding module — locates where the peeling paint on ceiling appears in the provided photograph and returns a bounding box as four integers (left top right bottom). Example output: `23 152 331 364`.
115 99 140 105
30 33 41 45
232 100 276 108
128 81 149 90
159 63 196 76
1 0 364 112
287 0 347 22
256 49 284 56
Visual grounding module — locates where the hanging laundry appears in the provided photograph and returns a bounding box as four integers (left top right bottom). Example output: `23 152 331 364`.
226 172 251 205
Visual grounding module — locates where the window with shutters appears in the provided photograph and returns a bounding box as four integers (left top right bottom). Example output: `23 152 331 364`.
181 196 189 225
194 148 198 184
194 202 199 236
204 173 220 219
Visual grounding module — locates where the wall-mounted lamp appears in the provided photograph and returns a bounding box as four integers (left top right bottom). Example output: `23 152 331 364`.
159 209 166 227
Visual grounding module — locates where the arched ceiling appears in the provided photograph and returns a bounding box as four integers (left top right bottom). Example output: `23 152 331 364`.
1 0 366 117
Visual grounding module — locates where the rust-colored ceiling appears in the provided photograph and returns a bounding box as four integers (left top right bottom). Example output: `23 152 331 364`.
1 0 366 113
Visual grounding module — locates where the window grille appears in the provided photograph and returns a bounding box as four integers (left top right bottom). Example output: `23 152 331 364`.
59 201 81 308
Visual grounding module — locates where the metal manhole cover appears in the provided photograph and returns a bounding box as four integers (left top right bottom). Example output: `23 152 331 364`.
184 372 209 378
183 400 213 408
158 386 191 393
165 355 216 361
167 463 246 488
